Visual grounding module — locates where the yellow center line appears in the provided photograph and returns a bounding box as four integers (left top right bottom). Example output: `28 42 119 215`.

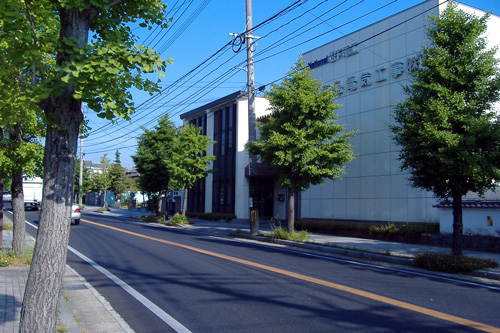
82 219 500 333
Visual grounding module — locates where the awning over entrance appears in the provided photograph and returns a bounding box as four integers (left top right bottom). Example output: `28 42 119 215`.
244 163 279 178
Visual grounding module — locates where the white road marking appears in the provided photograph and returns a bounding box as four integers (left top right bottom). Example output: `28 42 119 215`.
25 220 191 333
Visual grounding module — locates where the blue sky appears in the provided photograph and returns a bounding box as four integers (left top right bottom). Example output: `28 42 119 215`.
82 0 500 169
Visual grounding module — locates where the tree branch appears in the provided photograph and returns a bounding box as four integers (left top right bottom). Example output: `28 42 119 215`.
0 56 34 87
107 0 126 8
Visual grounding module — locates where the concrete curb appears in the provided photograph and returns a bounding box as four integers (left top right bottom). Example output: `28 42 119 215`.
236 233 414 265
234 233 500 281
63 265 134 333
149 221 500 281
59 293 80 333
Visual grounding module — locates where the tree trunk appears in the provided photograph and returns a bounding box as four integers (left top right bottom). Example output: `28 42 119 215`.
156 192 161 216
103 173 108 208
287 187 295 233
164 181 169 220
0 179 4 247
182 187 188 216
11 169 26 254
20 7 88 332
451 191 463 256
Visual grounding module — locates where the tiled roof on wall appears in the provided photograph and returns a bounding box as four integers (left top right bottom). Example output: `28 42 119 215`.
434 200 500 209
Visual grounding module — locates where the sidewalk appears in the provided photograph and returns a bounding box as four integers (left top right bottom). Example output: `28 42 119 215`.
2 206 499 332
0 211 132 333
94 205 500 280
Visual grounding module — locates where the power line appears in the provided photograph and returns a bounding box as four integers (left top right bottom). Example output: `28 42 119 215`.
86 0 395 147
146 0 191 49
87 1 387 143
86 0 444 159
158 0 212 54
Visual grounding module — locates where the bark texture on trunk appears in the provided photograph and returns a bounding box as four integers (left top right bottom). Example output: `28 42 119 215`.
452 192 463 256
11 169 26 254
20 99 82 333
165 182 169 219
287 187 295 233
0 180 4 247
19 7 88 332
182 187 188 216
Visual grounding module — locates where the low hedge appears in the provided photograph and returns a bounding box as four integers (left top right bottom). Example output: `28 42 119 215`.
414 252 498 274
295 219 439 240
163 213 192 226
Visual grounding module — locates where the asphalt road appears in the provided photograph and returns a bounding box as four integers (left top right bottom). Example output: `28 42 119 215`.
21 208 500 332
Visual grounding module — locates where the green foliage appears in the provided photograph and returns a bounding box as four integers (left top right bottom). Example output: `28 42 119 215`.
0 100 44 183
0 133 44 179
133 118 215 216
295 219 440 239
74 158 91 196
0 0 172 122
98 153 111 206
109 150 132 199
164 213 191 226
0 248 34 267
133 115 177 194
170 124 216 191
2 223 13 231
391 3 500 199
88 172 104 193
186 211 236 222
414 252 498 274
1 1 173 329
272 226 310 242
368 223 399 235
247 58 356 192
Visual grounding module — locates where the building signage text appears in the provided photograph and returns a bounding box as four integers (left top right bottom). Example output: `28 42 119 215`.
308 43 359 69
323 56 420 94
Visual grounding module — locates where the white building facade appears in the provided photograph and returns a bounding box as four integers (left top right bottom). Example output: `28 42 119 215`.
181 1 500 224
300 0 500 223
181 91 281 220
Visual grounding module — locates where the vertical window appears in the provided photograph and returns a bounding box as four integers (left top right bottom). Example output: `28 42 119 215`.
214 111 220 156
227 182 232 206
214 134 219 156
221 108 226 156
219 183 225 206
202 115 207 135
221 136 225 155
211 103 236 214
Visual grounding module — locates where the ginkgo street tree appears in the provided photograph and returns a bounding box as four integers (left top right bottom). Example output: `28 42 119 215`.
0 1 172 331
171 124 216 216
0 20 45 256
391 2 500 256
133 114 177 218
0 116 44 255
247 59 355 233
109 150 132 203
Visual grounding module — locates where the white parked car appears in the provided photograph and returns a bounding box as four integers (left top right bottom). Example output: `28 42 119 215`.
3 191 11 202
71 202 81 225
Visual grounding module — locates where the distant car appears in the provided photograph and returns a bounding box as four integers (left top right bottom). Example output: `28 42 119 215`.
71 202 81 225
24 199 39 211
2 191 11 202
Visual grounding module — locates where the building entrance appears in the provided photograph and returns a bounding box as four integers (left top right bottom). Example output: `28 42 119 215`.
250 178 274 219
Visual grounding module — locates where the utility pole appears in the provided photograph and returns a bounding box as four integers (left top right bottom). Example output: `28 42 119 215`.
246 0 259 235
78 106 85 206
246 0 256 146
0 179 3 247
79 135 83 205
230 0 259 234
